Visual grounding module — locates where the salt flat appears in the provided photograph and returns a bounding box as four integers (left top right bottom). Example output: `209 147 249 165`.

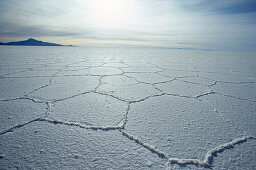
0 46 255 169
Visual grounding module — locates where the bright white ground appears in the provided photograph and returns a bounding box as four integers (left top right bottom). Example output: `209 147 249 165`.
0 46 255 169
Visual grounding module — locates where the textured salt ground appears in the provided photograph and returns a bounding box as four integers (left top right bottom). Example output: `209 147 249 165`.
122 66 162 73
0 122 166 170
125 95 241 160
0 64 44 70
212 139 256 170
0 68 29 77
50 93 127 127
59 67 123 77
177 77 215 87
57 67 91 76
155 80 210 97
102 62 130 68
210 82 256 102
68 61 104 67
200 93 256 136
149 64 195 72
97 80 161 101
0 77 50 100
82 67 123 76
5 69 58 78
28 76 99 101
158 69 197 78
198 71 254 83
101 75 139 86
0 99 46 131
0 47 255 169
124 72 171 84
121 62 157 68
194 66 233 74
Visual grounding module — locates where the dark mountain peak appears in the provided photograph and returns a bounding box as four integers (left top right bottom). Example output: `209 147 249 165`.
27 38 37 41
0 38 73 46
24 38 43 43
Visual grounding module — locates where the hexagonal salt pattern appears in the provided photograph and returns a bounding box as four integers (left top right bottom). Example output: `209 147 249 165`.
212 139 256 169
0 122 166 169
124 72 172 84
0 77 50 100
50 93 127 127
0 99 46 131
200 93 256 136
210 82 256 102
29 76 99 101
155 80 210 97
97 76 161 102
125 95 241 161
1 47 255 169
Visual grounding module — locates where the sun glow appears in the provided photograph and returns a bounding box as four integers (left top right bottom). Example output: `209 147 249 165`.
87 0 133 28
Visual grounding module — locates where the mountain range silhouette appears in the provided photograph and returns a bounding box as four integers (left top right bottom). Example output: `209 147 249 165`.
0 38 72 46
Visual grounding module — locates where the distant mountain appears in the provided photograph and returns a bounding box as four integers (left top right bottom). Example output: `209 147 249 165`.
0 38 72 46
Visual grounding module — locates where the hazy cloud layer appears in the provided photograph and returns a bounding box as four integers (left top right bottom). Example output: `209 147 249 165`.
0 0 256 51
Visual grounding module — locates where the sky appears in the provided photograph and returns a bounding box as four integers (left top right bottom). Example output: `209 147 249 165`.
0 0 256 51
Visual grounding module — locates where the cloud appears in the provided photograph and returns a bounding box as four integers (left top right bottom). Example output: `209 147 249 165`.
0 21 80 37
0 0 256 51
178 0 256 14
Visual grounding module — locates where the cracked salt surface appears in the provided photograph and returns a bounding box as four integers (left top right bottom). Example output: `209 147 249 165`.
122 65 161 73
0 77 50 100
101 75 139 86
50 93 127 126
198 71 254 83
0 99 46 131
0 122 166 169
200 93 256 136
124 72 171 84
29 76 100 101
211 82 256 102
177 77 215 87
155 80 210 98
0 46 256 169
212 139 256 169
158 69 197 78
97 80 161 102
125 95 241 159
